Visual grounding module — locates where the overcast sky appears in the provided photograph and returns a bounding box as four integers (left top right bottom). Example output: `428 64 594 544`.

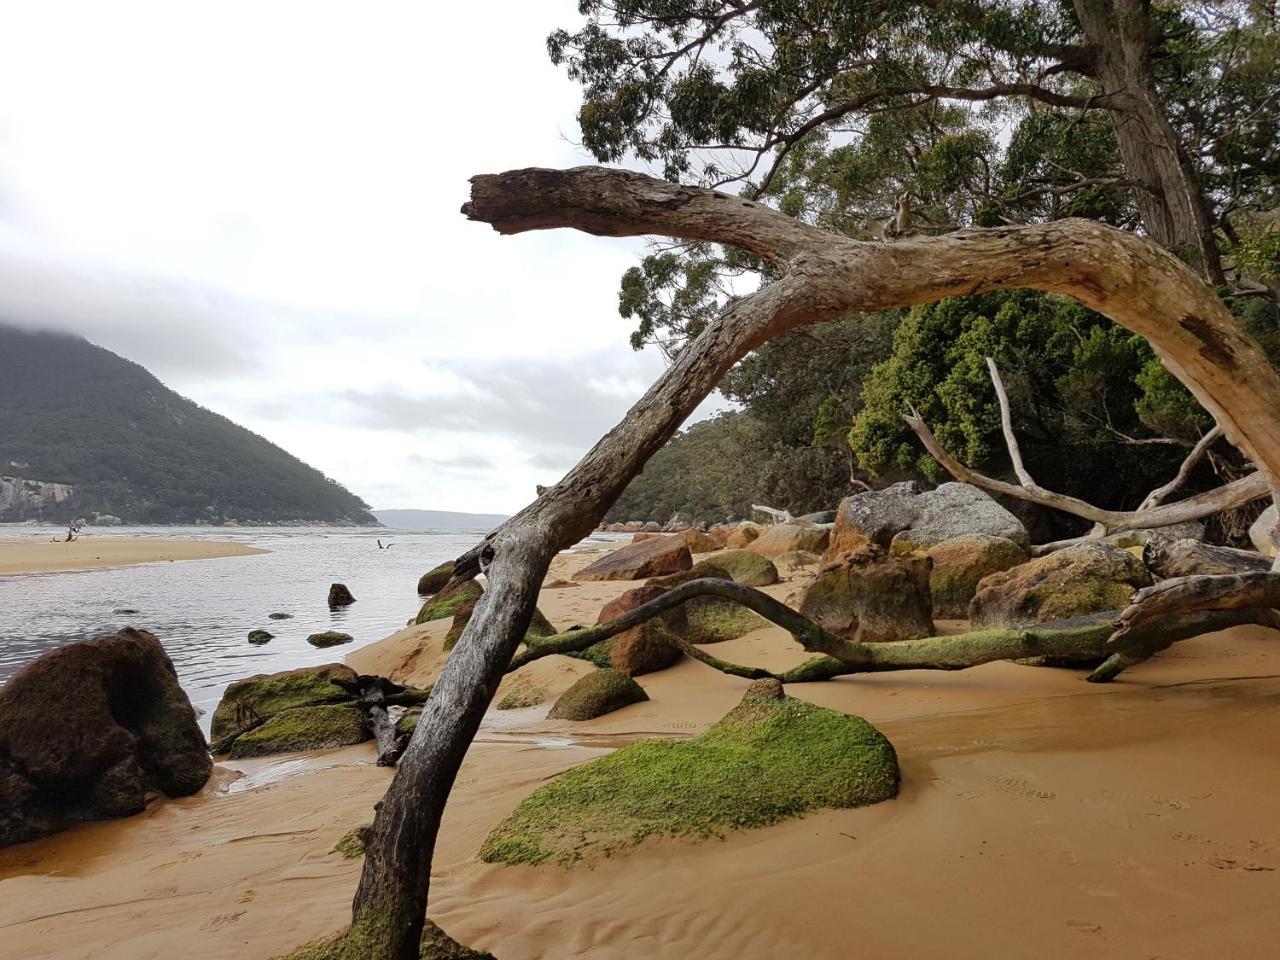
0 1 727 513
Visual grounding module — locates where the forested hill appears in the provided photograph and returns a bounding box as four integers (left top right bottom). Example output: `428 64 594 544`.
0 325 376 525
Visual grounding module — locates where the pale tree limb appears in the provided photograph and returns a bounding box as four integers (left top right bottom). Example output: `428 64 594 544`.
327 166 1280 960
752 504 794 524
986 356 1036 488
1138 425 1224 510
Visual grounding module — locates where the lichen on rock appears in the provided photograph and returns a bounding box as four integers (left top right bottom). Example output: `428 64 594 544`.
546 669 649 721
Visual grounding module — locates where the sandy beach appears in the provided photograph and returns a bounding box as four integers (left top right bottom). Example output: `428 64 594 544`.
0 535 269 576
2 545 1278 960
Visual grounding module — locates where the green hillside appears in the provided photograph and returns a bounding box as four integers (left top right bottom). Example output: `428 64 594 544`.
0 325 376 525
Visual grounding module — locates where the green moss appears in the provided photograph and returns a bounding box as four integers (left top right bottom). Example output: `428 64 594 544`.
228 704 369 759
332 823 371 859
685 599 763 644
703 550 779 587
395 708 423 737
415 579 483 624
482 692 898 865
496 685 547 710
307 631 354 648
417 561 456 596
211 664 356 741
274 918 494 960
566 638 613 668
546 669 648 721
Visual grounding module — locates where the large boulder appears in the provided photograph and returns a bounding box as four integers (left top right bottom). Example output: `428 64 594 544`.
829 481 1029 558
749 522 830 558
725 523 762 549
211 663 357 742
799 546 935 643
970 540 1153 628
609 620 683 676
598 582 688 635
546 669 649 721
648 564 763 645
0 628 211 848
1250 504 1277 559
481 681 898 866
681 529 720 553
576 536 692 581
709 550 780 587
416 561 455 596
415 578 484 624
917 535 1029 619
226 704 368 759
1143 538 1271 579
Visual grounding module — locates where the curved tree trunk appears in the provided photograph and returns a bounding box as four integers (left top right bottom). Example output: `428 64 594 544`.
329 166 1280 959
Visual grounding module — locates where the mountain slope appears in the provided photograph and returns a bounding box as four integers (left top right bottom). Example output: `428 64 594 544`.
0 325 376 525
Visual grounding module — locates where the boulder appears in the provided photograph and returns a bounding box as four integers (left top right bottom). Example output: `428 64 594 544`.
609 620 683 676
0 628 211 848
307 630 354 648
829 481 1028 558
705 526 732 549
680 529 720 553
496 684 548 710
797 510 837 524
1143 538 1271 579
644 563 764 644
415 578 484 624
725 523 761 549
211 663 357 742
749 523 830 558
576 536 692 582
226 704 369 759
247 628 274 645
598 582 688 635
917 535 1029 619
327 583 356 608
631 532 661 542
799 545 935 643
708 549 779 587
546 669 649 721
970 540 1152 628
416 561 455 596
267 612 293 620
1250 504 1278 559
482 683 897 866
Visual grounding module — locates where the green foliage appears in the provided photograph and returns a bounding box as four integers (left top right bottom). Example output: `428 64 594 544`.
0 325 375 524
480 691 898 866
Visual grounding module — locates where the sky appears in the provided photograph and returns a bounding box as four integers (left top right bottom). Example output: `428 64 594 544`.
0 1 728 513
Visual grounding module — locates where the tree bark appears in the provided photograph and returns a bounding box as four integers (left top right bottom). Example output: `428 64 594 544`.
331 166 1280 959
1143 538 1273 580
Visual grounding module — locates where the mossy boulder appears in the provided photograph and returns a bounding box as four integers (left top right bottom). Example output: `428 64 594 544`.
598 582 688 635
211 663 357 742
576 535 692 581
247 628 274 644
415 578 483 624
970 540 1153 628
417 561 455 596
228 704 369 758
496 684 548 710
647 564 764 644
443 596 556 653
395 707 423 738
546 669 649 721
910 535 1028 619
748 522 830 558
307 630 354 648
704 549 779 587
799 545 935 642
328 583 356 608
331 823 372 859
482 683 898 866
273 919 494 960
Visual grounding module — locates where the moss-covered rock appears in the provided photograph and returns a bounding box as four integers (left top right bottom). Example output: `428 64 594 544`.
546 669 648 721
646 564 764 644
328 583 356 607
496 685 548 710
799 545 935 642
247 628 274 644
395 707 422 738
307 631 354 648
228 704 369 759
417 561 456 596
273 919 494 960
703 549 779 587
211 663 357 742
970 540 1153 628
332 823 372 859
415 578 483 624
912 535 1028 619
609 620 683 676
482 685 898 866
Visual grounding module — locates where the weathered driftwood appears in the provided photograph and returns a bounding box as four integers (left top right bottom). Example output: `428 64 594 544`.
1112 571 1280 639
1143 538 1273 580
324 166 1280 960
330 675 420 767
507 576 1277 685
904 359 1270 544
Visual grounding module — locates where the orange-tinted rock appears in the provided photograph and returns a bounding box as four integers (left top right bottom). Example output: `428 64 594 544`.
577 536 693 581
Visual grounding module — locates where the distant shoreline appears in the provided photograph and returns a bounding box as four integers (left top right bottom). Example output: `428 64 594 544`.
0 535 269 576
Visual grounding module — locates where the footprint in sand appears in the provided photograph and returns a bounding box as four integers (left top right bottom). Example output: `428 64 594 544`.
1208 854 1275 872
1066 920 1103 934
203 911 245 930
993 774 1056 801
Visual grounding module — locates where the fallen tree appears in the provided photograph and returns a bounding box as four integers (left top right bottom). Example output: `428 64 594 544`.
296 166 1280 960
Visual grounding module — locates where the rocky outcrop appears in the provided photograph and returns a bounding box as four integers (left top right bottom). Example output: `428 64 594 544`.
828 481 1028 558
546 670 649 720
916 535 1029 619
1143 538 1271 579
0 628 210 848
416 561 455 596
576 536 692 581
0 475 74 522
227 704 369 759
970 541 1152 628
211 663 357 743
749 522 830 558
415 578 484 624
799 546 935 643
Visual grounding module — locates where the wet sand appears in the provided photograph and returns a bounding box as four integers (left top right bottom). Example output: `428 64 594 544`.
2 547 1279 959
0 536 268 576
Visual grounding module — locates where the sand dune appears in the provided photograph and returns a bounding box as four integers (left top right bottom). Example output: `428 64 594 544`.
2 546 1279 959
0 535 268 576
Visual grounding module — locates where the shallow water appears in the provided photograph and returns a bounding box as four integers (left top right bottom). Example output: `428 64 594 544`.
0 524 616 729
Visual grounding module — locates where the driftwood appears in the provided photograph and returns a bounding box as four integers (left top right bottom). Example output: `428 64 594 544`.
324 166 1280 960
903 358 1270 547
331 675 422 767
1143 538 1273 579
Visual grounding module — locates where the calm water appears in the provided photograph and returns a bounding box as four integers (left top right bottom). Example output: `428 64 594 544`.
0 525 615 729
